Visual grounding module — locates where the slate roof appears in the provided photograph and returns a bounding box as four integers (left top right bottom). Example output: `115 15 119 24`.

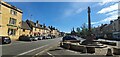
26 20 43 29
21 21 31 30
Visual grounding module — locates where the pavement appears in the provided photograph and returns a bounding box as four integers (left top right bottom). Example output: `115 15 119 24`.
1 37 62 57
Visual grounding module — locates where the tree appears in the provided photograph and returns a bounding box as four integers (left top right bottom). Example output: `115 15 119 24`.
76 27 81 36
80 23 89 36
76 27 81 33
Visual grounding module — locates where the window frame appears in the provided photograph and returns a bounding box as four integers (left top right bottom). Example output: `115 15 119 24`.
8 28 16 35
9 18 17 25
10 9 17 16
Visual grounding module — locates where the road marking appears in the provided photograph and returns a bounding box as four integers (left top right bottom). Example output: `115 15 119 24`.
14 44 49 57
47 52 55 57
34 42 59 56
66 50 79 54
35 46 53 55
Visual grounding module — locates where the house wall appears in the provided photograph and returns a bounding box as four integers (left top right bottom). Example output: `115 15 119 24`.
112 19 120 32
51 30 59 37
20 29 30 36
32 27 41 36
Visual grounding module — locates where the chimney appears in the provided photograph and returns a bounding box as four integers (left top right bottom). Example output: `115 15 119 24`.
36 20 39 24
36 20 39 27
110 20 113 24
43 23 46 28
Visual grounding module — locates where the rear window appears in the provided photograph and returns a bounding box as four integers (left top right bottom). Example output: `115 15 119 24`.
63 36 77 41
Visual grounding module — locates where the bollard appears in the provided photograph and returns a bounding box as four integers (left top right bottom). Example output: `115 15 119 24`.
106 48 113 56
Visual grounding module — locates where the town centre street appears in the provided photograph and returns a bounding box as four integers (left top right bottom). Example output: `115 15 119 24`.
1 37 62 57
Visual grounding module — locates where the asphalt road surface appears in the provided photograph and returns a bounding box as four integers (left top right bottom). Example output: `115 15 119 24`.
1 37 62 57
1 37 120 57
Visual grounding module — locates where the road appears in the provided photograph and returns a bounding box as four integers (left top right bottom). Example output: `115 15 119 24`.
1 37 62 57
1 37 120 57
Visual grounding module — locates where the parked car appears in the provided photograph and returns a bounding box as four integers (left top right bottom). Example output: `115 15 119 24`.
46 36 52 39
0 36 11 44
38 36 43 40
62 36 78 42
31 36 38 41
19 35 32 41
42 36 47 39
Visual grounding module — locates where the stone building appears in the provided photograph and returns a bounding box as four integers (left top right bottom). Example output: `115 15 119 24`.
0 1 23 40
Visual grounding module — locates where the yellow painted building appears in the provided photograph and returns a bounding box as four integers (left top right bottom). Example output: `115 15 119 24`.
26 20 44 36
51 29 60 37
0 1 23 40
20 21 31 36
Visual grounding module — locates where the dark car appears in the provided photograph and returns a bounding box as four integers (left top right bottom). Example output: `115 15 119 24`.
0 36 11 44
19 35 33 41
42 36 47 39
62 36 77 42
46 36 52 39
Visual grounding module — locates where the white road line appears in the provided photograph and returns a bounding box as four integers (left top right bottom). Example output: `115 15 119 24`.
14 44 48 57
47 52 55 57
35 46 53 55
35 43 59 56
66 50 79 54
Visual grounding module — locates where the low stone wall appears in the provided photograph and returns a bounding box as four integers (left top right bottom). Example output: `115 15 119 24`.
113 47 120 55
61 42 95 53
62 42 71 49
70 44 85 52
99 41 116 46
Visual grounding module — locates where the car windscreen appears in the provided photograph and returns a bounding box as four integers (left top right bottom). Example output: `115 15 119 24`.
63 36 77 40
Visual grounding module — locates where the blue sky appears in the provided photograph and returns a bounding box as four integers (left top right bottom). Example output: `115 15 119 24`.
8 1 119 33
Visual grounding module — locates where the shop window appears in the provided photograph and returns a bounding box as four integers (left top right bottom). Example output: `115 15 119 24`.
8 28 16 35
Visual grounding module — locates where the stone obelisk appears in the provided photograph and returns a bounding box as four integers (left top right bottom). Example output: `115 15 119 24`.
88 6 91 34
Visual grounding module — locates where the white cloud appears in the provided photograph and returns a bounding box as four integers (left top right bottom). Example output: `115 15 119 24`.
63 2 93 17
98 0 115 5
92 14 118 27
93 2 119 27
106 10 118 16
75 8 86 14
101 14 118 22
98 3 118 14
